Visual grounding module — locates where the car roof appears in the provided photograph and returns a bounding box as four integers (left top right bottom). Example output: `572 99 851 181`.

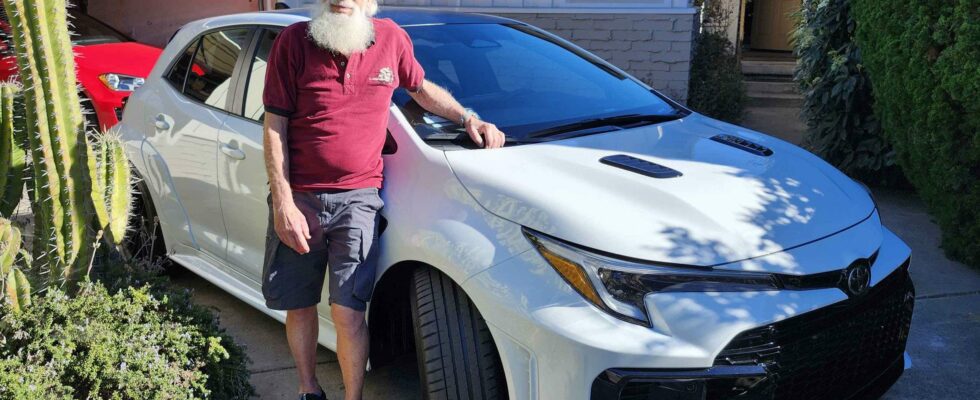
192 6 523 32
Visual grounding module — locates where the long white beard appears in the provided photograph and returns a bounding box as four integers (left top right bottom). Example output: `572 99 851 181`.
308 1 376 56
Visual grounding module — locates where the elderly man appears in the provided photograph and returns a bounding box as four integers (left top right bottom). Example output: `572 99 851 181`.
261 0 505 399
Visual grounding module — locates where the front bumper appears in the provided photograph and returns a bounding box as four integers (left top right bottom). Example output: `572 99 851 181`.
464 220 913 400
591 261 914 400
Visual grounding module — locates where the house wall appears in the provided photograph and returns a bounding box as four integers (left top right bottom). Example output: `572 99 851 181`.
87 0 263 48
497 12 695 102
383 0 697 102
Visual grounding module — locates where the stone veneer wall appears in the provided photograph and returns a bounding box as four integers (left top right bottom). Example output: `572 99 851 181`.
494 12 696 102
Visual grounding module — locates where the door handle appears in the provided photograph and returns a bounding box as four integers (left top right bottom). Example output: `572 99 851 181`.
220 143 246 160
154 114 171 130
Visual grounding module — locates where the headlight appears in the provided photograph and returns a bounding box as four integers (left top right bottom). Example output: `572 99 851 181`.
524 228 780 326
99 73 145 92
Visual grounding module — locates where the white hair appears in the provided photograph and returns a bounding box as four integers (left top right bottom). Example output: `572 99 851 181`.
308 0 379 55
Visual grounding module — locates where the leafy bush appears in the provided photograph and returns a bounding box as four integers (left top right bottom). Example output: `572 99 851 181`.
793 0 900 184
852 0 980 265
688 0 746 123
0 279 254 399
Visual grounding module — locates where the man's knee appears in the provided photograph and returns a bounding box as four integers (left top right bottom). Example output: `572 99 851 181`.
286 305 319 322
331 303 366 333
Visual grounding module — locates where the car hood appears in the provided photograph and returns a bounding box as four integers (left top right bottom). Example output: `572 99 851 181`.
74 42 162 77
445 113 876 272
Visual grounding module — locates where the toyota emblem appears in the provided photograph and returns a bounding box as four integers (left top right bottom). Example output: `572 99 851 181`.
845 261 872 296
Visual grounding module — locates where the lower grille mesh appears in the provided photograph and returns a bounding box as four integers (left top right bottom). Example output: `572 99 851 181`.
711 262 914 399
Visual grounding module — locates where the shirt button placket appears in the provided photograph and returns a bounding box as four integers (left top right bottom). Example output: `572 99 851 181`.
345 56 357 95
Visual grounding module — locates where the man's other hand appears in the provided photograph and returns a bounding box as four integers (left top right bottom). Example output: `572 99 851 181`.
466 117 506 149
273 200 312 254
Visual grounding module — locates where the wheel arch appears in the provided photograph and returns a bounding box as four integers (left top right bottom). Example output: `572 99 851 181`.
368 260 429 368
368 260 509 376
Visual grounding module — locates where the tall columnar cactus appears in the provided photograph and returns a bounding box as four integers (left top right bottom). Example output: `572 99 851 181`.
0 0 132 292
0 83 25 218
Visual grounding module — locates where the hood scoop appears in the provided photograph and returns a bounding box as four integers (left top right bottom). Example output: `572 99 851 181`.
711 134 773 157
600 154 682 179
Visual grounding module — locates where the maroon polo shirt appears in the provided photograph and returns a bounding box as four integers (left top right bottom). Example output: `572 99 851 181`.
263 18 425 191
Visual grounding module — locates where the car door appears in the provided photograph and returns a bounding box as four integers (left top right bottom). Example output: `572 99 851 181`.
147 27 253 260
216 27 278 284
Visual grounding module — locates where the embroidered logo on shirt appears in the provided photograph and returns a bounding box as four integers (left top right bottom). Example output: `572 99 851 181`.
268 271 278 282
369 67 394 85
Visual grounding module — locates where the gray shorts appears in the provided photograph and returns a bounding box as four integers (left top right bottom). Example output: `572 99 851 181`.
262 188 384 312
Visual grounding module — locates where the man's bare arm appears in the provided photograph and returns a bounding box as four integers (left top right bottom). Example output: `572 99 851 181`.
408 80 505 149
264 112 311 254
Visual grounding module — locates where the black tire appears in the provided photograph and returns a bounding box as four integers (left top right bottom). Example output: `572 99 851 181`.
410 267 508 400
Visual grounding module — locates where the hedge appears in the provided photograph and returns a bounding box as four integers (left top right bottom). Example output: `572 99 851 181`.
852 0 980 266
688 0 747 123
793 0 899 184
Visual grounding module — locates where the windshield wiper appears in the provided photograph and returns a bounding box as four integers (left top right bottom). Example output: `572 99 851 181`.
527 113 684 140
423 131 526 148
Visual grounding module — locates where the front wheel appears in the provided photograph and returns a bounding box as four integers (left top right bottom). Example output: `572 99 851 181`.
410 267 508 400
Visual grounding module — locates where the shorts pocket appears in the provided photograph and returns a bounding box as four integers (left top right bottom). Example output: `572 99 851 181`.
351 227 378 303
261 228 283 302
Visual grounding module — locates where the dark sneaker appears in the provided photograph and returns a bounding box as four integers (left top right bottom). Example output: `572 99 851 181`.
299 387 326 400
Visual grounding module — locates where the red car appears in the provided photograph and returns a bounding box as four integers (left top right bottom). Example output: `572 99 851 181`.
0 10 162 130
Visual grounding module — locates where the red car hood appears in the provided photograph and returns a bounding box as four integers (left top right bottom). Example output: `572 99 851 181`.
74 42 161 77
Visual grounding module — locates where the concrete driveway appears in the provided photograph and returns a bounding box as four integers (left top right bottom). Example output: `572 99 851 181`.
173 188 980 399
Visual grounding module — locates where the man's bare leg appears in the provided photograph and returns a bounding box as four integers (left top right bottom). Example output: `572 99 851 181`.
332 304 369 400
287 306 322 395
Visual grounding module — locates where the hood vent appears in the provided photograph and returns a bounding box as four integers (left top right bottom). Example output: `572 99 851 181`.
600 154 682 179
711 134 773 157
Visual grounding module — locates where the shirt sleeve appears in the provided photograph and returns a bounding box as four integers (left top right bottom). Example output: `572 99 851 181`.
263 24 302 117
395 26 425 92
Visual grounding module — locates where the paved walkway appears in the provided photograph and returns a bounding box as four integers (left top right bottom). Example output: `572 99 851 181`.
169 269 420 400
173 188 980 399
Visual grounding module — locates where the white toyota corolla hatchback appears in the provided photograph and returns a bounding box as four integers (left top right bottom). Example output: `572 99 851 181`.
117 7 915 400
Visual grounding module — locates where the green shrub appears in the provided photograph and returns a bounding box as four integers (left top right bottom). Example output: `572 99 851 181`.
688 0 746 123
0 280 254 399
793 0 901 184
852 0 980 265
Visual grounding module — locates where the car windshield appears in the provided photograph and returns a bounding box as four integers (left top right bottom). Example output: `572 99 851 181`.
0 8 128 48
393 23 679 146
68 13 129 45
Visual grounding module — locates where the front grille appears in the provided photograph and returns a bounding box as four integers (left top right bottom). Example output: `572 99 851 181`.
711 261 914 399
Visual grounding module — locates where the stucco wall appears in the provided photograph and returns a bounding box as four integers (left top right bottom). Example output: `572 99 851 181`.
87 0 262 48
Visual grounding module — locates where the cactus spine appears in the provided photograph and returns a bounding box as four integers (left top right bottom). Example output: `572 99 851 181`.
0 0 132 293
0 83 25 218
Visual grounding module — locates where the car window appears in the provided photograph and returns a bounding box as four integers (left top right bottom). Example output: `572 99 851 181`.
242 28 279 122
70 13 129 45
183 28 251 111
166 39 198 90
393 24 678 144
